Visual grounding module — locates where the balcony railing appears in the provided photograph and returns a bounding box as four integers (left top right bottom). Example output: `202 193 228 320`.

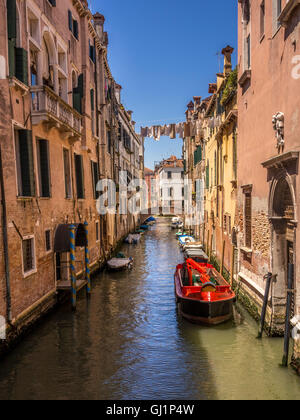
31 85 82 139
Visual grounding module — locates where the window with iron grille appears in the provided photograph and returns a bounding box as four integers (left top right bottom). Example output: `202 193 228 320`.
45 230 51 252
22 238 35 274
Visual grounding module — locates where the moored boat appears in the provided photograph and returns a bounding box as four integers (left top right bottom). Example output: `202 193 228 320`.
178 235 196 247
174 258 235 325
107 254 134 271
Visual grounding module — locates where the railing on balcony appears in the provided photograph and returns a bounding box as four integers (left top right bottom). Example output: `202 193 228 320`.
31 85 82 135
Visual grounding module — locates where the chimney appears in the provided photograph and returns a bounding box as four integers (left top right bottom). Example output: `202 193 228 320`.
193 96 201 108
127 110 133 120
222 45 234 76
132 121 136 129
115 83 122 104
93 13 105 38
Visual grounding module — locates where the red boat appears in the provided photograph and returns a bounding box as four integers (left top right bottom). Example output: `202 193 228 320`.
174 258 235 325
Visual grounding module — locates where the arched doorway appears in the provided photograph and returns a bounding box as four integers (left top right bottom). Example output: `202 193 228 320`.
270 176 296 331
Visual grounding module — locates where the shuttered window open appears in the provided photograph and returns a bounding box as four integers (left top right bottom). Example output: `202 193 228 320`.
16 130 35 197
7 0 17 40
74 154 84 199
15 48 28 85
245 192 252 248
37 139 50 197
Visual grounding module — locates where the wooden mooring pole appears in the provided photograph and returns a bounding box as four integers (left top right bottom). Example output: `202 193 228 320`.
282 263 294 367
69 225 77 310
230 245 235 286
220 240 225 275
257 272 272 339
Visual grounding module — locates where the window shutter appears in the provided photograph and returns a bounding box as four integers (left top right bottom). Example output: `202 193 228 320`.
7 0 17 40
74 154 84 199
73 20 79 39
245 193 252 248
68 10 73 31
91 161 99 199
72 91 81 114
15 48 28 85
206 164 209 189
18 130 35 197
90 89 94 111
38 140 50 197
77 73 84 97
8 38 16 77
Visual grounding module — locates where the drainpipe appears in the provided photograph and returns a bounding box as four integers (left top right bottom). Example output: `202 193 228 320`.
0 144 12 323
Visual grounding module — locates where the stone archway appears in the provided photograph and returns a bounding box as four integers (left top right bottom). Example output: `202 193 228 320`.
269 174 296 334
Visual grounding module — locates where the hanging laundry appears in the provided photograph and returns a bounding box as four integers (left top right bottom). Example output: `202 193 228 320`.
184 122 191 138
170 124 176 139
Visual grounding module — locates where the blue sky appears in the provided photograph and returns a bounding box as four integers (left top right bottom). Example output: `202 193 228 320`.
91 0 238 169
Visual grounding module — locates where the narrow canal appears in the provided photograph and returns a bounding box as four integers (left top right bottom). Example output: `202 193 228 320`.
0 218 299 400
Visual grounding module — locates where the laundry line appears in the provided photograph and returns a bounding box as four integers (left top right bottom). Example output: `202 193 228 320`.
140 120 203 142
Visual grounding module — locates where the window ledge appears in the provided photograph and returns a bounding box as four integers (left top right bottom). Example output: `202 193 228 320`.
238 70 251 87
23 268 37 279
9 77 29 94
240 246 253 255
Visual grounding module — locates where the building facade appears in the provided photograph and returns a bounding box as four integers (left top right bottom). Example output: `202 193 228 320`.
0 0 143 351
237 0 300 365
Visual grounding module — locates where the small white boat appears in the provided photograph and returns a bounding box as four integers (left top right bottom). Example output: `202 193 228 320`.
182 242 203 250
178 236 196 247
171 217 182 229
107 256 133 271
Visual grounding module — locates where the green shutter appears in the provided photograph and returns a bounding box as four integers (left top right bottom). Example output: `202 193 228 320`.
18 130 35 197
78 73 84 97
72 91 81 114
15 48 28 85
7 0 17 40
8 38 16 77
75 154 84 199
38 140 50 197
68 10 73 31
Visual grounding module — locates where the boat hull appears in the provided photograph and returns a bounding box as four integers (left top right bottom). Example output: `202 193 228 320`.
177 297 234 325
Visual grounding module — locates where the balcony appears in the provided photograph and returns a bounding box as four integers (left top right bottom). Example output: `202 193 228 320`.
31 86 82 142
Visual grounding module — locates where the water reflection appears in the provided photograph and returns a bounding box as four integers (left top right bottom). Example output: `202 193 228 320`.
0 218 298 400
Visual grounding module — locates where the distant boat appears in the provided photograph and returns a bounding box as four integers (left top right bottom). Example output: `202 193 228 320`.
171 217 182 229
174 258 235 325
145 216 156 224
178 235 196 247
125 234 141 244
183 248 209 264
140 225 149 230
107 253 134 271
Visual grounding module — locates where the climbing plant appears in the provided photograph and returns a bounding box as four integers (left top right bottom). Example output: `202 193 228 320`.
220 67 237 106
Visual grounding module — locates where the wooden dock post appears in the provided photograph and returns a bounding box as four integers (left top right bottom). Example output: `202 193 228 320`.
220 240 225 275
282 264 294 366
69 225 77 310
230 245 235 286
257 272 272 339
84 221 91 297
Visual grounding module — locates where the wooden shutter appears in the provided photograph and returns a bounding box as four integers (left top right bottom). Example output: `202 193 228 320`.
63 148 72 198
15 48 28 85
38 140 50 197
68 10 73 31
90 89 94 111
7 0 17 40
91 161 99 199
74 154 84 199
77 73 84 97
8 38 16 77
72 91 81 114
73 20 79 39
18 130 35 197
245 193 252 248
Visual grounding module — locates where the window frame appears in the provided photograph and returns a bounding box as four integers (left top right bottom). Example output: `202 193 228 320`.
22 235 37 278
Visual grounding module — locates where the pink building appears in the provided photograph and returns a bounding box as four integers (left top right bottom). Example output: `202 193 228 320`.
237 0 300 367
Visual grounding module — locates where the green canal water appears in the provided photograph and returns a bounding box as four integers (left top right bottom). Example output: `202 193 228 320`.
0 218 299 400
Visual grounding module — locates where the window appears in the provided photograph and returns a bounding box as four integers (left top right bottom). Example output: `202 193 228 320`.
167 171 172 179
37 139 50 198
48 0 56 6
107 130 112 154
72 73 83 114
90 88 95 135
22 237 35 275
91 160 99 199
89 40 96 63
68 10 79 40
245 192 252 248
63 148 72 198
260 1 265 38
45 230 51 252
169 187 173 198
246 35 251 69
273 0 282 33
15 129 35 197
74 154 84 199
95 221 99 242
